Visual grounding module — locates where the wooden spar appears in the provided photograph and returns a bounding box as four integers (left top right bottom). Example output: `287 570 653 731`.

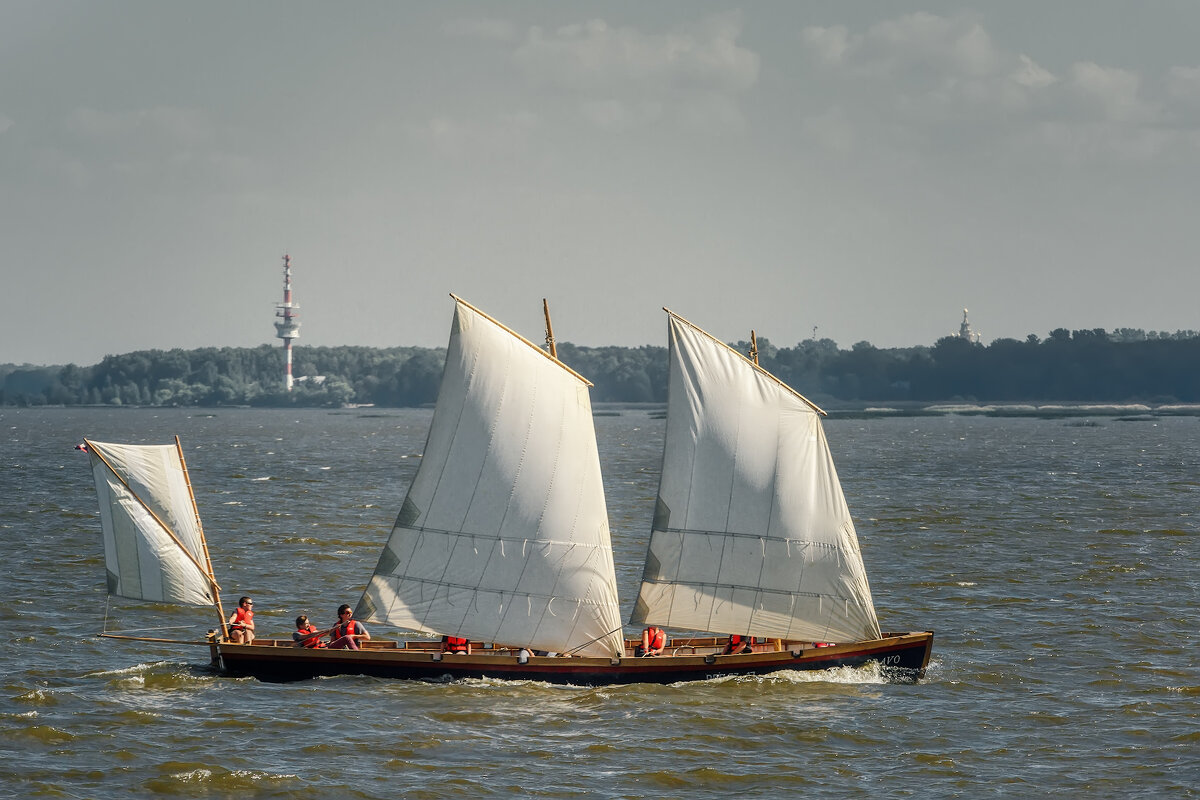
84 438 222 609
662 308 827 416
449 293 591 386
176 436 229 638
98 633 213 645
749 330 759 366
543 298 557 359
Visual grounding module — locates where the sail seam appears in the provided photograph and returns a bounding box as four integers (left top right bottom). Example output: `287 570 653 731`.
394 525 612 550
637 578 832 601
653 527 842 550
381 573 617 606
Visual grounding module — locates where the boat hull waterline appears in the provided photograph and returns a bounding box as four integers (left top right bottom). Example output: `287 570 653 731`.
212 631 933 685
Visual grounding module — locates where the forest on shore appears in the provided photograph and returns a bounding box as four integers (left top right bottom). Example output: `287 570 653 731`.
3 327 1199 409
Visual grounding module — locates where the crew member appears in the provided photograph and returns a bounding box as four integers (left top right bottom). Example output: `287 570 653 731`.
636 625 665 657
292 615 326 648
227 596 255 644
328 604 370 650
724 634 753 655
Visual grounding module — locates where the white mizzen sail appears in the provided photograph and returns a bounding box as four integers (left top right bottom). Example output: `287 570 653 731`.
356 297 625 658
86 439 217 607
630 311 882 644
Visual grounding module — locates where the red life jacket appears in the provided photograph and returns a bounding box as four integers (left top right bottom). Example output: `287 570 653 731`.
297 623 324 648
443 636 469 653
232 607 253 628
337 620 359 639
726 634 751 654
647 627 665 650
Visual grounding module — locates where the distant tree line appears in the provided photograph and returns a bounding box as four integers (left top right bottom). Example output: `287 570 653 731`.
3 327 1200 408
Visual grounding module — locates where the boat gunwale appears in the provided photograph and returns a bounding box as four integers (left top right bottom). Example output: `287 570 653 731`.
212 631 934 684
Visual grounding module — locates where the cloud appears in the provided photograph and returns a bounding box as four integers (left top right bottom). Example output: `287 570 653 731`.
1166 66 1200 107
36 105 254 190
1065 62 1150 123
513 12 759 132
800 25 852 67
798 12 1196 163
443 17 517 42
862 12 1001 79
578 99 663 132
407 111 539 158
66 106 216 150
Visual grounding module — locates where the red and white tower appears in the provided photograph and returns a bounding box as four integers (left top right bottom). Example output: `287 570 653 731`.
274 254 301 391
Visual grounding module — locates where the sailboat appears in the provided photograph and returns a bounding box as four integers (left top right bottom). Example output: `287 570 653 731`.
88 297 933 684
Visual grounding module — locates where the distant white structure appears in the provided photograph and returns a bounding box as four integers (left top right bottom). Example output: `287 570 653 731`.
955 308 981 343
274 254 301 390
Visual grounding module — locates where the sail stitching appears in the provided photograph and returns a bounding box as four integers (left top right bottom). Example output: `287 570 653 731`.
654 526 838 549
638 577 832 600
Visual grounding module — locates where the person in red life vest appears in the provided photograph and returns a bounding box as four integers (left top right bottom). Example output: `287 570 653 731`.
328 604 370 650
227 596 255 643
723 634 753 655
636 625 665 657
441 635 471 655
292 615 327 648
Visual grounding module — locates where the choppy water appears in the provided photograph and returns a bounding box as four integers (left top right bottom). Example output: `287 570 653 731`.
1 407 1197 798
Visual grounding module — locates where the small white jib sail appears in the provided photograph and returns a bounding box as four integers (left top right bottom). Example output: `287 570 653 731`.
84 438 223 615
356 296 626 658
629 311 883 644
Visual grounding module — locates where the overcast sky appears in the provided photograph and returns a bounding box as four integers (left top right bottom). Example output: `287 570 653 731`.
3 1 1199 365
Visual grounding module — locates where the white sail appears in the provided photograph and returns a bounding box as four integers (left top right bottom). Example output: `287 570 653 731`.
86 440 216 606
356 298 625 658
630 312 882 643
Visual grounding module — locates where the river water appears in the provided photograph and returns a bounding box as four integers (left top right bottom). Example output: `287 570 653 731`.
1 407 1197 798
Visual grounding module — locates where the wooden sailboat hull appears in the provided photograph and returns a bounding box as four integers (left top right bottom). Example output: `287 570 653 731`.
212 631 933 686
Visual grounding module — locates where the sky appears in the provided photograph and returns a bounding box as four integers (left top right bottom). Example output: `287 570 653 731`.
3 1 1200 366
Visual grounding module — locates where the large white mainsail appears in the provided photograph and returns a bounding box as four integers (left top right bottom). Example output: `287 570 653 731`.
629 311 882 644
356 297 625 658
85 439 217 607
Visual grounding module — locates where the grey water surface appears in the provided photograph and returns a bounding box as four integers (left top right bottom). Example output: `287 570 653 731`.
1 407 1196 798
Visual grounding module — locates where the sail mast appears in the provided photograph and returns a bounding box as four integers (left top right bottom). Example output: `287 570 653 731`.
749 330 759 366
543 298 557 359
662 308 827 416
175 436 229 637
449 293 590 385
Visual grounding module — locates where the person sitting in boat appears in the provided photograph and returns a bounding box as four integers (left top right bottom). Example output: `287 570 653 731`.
292 615 327 648
327 604 370 650
636 625 665 657
227 596 255 644
723 634 753 655
442 635 471 655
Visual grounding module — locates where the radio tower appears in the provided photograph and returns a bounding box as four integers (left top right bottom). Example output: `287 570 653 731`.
274 254 301 391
